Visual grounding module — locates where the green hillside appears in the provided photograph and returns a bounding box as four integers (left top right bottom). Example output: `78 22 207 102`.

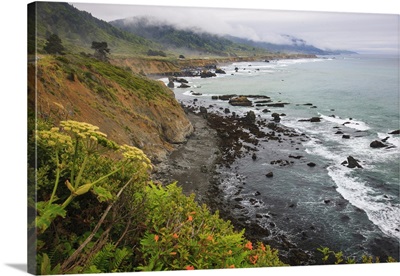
28 2 163 57
110 17 270 57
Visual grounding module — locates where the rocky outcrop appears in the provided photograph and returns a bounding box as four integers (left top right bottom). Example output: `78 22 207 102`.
389 130 400 135
200 70 217 78
178 83 190 88
342 156 363 169
370 140 386 148
229 96 252 106
298 117 321 123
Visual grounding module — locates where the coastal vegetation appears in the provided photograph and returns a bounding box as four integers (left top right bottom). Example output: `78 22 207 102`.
28 2 398 274
28 119 285 274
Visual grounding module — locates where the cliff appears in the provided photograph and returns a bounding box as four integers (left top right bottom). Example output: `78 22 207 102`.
28 53 193 162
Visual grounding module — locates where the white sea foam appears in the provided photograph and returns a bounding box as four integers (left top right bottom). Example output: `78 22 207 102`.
328 165 400 240
319 114 370 131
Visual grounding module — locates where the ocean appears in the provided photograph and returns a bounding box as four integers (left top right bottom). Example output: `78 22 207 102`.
163 54 399 261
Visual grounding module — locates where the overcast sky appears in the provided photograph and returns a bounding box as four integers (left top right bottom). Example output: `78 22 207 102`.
70 1 399 54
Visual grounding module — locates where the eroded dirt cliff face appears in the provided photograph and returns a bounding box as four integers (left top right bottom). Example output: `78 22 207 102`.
28 54 193 162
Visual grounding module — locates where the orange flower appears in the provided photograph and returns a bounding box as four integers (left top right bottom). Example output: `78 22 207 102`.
206 235 213 241
185 265 194 270
228 265 235 268
260 243 266 252
172 233 179 239
189 211 196 215
228 250 232 255
154 235 159 242
250 255 258 264
245 241 253 250
188 215 193 221
170 252 177 256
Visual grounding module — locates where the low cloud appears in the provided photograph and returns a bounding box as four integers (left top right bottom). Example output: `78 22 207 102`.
72 3 399 54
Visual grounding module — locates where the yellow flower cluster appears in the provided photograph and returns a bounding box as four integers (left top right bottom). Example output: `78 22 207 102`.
120 145 152 170
36 129 73 149
60 120 107 140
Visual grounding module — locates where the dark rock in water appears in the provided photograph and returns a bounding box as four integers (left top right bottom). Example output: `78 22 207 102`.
370 140 387 148
245 111 256 123
271 113 281 122
254 191 261 196
211 96 218 100
346 156 363 168
200 165 208 173
234 197 244 202
335 131 344 135
255 100 272 104
199 106 208 114
342 135 351 139
215 68 226 74
389 129 400 134
175 78 189 83
200 71 216 78
303 103 313 106
192 91 202 96
219 95 236 100
266 103 286 107
178 83 190 88
224 108 231 114
234 67 239 72
341 215 351 222
229 96 252 106
167 81 174 88
298 117 321 122
310 106 317 109
381 137 390 142
307 162 316 167
288 203 296 208
310 117 321 122
252 153 257 160
262 109 271 113
289 155 303 159
324 199 331 204
266 172 274 178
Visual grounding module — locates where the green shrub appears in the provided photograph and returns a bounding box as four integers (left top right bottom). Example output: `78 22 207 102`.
137 182 286 270
29 118 286 274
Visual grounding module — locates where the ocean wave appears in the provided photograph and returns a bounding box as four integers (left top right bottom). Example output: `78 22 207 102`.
328 165 400 241
319 114 370 131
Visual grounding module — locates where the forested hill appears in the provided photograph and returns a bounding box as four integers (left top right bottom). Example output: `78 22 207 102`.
110 17 269 57
28 2 158 56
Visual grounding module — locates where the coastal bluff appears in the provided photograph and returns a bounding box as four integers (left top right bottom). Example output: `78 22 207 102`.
28 54 193 162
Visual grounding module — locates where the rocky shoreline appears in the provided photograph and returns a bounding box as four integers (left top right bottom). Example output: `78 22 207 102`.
152 97 318 265
151 61 400 265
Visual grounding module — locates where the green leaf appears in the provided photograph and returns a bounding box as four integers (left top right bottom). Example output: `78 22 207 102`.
92 185 113 202
40 253 51 275
36 203 66 233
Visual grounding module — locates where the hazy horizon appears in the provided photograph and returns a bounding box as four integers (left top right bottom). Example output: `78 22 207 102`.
70 2 399 55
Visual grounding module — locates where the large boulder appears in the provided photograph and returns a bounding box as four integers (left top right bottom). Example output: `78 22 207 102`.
271 113 281 122
245 111 256 123
229 96 252 106
178 83 190 88
219 94 237 101
389 130 400 135
370 140 386 148
200 71 217 78
346 156 363 169
215 68 226 74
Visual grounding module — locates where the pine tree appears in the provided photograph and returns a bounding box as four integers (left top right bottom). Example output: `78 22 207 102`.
43 34 65 55
91 41 110 61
